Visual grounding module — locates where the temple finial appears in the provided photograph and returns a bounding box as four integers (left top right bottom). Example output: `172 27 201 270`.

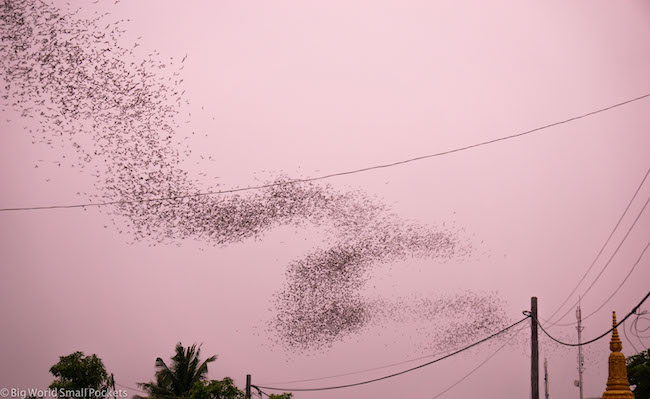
602 310 633 398
610 311 622 352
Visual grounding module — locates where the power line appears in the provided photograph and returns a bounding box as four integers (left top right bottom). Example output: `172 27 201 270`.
548 194 650 327
258 345 463 386
544 168 650 325
623 318 641 354
632 311 650 334
254 317 529 392
431 324 526 399
536 290 650 347
574 241 650 325
2 92 649 213
630 309 650 350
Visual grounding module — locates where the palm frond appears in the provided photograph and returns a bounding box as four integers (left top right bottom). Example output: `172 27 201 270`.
137 343 218 398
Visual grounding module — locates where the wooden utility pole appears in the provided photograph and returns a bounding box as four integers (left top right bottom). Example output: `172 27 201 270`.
245 374 251 399
531 297 539 399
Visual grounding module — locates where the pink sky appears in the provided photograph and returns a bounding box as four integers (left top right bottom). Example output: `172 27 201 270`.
1 1 650 398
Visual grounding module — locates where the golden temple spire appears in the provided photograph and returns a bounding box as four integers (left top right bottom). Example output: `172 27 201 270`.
602 311 633 399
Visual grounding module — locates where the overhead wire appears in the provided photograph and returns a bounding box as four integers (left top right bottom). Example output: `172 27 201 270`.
633 311 650 334
258 344 466 385
254 316 529 392
2 92 649 213
623 317 640 354
632 310 650 337
536 290 650 347
546 193 650 327
568 241 650 325
252 386 265 399
630 309 650 350
430 324 527 399
543 168 650 325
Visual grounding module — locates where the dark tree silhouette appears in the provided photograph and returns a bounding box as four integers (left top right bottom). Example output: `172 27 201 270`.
49 352 111 399
627 349 650 399
137 343 217 399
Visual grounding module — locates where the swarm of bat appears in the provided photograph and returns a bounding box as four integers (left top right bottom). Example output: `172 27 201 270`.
1 0 509 352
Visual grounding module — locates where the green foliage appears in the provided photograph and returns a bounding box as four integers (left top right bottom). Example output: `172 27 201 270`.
189 379 244 399
136 342 294 399
49 352 110 399
627 349 650 399
267 394 293 399
138 343 217 398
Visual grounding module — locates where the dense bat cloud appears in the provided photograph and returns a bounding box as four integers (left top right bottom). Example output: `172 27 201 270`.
115 177 393 246
272 222 466 350
274 273 511 352
1 0 507 351
369 292 511 352
1 0 189 194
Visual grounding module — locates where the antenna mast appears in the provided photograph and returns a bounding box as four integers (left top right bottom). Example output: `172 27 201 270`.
576 298 585 399
544 358 549 399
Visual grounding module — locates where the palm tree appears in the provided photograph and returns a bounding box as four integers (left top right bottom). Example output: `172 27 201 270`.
137 343 217 399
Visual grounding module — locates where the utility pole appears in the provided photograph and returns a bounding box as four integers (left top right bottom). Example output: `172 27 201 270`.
245 374 251 399
532 297 539 399
110 373 117 399
544 358 549 399
576 299 584 399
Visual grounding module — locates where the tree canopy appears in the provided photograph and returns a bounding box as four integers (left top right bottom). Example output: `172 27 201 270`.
49 352 111 399
50 345 293 399
138 343 217 399
267 394 293 399
189 379 244 399
627 349 650 399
